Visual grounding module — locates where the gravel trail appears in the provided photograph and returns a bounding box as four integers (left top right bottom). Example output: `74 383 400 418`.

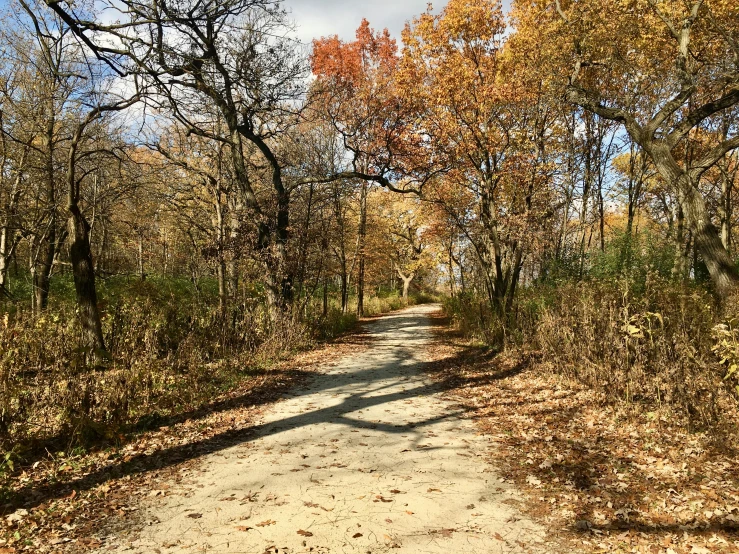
101 304 544 554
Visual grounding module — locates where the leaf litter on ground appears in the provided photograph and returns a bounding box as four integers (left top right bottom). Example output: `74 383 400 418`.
425 312 739 554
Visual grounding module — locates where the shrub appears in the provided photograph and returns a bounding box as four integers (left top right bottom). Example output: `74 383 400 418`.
444 276 739 429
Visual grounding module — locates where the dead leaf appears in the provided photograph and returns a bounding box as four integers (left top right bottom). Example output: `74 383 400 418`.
186 513 202 519
352 532 363 538
297 530 313 537
256 520 276 527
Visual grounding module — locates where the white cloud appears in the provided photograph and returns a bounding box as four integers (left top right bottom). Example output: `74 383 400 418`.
284 0 445 45
284 0 513 46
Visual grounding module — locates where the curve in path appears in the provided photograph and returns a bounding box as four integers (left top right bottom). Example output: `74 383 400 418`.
101 304 544 554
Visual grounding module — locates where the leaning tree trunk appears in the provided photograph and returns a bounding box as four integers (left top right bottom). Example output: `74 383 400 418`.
651 144 739 298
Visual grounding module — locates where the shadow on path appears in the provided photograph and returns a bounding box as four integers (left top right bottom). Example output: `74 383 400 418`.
11 307 476 512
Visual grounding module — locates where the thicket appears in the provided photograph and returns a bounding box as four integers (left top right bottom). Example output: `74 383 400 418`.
445 231 739 432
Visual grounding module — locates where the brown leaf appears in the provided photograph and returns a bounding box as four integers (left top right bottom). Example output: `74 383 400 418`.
297 530 313 537
352 532 363 538
427 488 441 492
256 520 276 527
186 513 202 519
236 526 252 532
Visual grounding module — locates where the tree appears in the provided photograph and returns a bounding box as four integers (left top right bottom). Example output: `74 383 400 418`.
515 0 739 297
398 0 557 317
45 0 309 317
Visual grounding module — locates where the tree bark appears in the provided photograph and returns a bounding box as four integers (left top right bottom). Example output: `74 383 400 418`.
68 206 106 356
356 181 368 318
649 144 739 296
137 233 145 281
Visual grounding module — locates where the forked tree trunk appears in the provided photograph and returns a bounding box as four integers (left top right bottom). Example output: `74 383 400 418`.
650 144 739 297
398 269 414 301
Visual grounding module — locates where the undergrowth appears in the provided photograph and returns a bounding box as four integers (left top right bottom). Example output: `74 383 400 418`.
444 277 739 434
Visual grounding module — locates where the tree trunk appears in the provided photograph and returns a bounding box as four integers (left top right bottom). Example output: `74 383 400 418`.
447 242 456 298
0 225 11 295
68 206 106 357
721 167 733 253
650 143 739 297
338 269 347 313
137 233 145 281
398 269 414 301
322 276 328 317
34 224 55 312
217 256 227 319
673 201 687 280
356 181 368 318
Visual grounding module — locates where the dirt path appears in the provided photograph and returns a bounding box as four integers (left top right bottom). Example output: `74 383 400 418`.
99 305 544 554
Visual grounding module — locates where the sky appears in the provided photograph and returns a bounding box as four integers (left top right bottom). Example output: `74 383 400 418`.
283 0 444 45
283 1 512 46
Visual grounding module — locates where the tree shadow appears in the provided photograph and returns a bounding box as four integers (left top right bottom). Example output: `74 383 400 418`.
11 328 376 469
9 307 471 512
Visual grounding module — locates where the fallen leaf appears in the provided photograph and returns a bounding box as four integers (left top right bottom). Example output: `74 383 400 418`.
186 513 202 519
353 533 363 538
256 520 276 527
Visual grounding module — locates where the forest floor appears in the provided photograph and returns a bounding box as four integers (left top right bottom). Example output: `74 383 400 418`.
7 305 739 553
425 314 739 554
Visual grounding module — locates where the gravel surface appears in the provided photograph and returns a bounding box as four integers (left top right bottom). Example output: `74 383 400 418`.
98 305 544 554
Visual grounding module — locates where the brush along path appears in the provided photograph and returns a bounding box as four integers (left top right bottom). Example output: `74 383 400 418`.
99 305 543 553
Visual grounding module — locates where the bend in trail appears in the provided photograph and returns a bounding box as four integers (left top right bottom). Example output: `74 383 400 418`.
100 304 544 553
